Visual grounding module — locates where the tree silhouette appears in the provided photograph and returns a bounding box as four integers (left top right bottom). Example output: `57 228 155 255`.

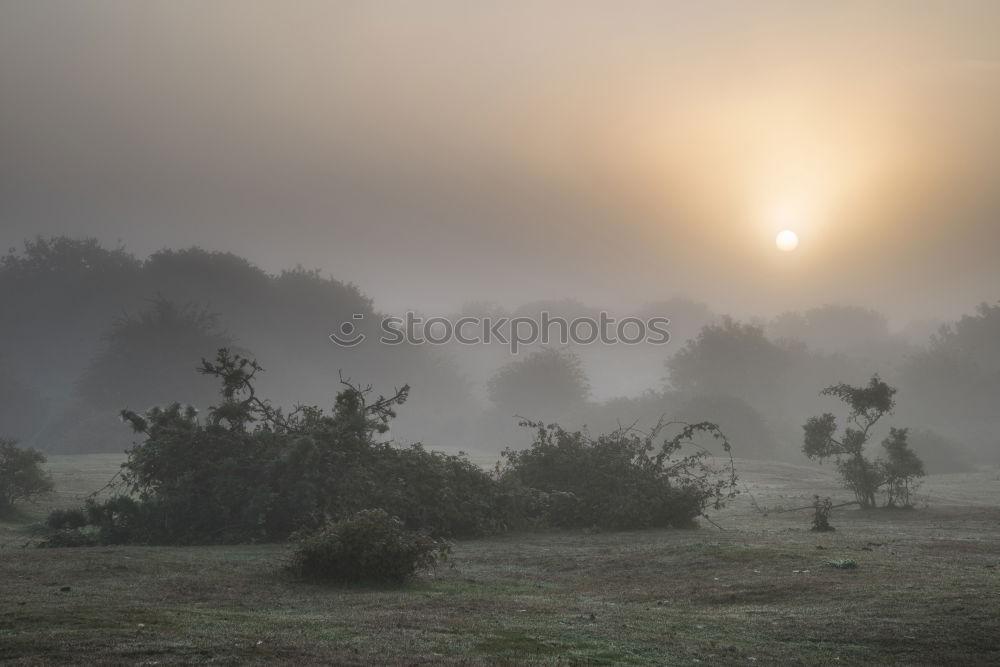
488 348 590 420
803 375 923 508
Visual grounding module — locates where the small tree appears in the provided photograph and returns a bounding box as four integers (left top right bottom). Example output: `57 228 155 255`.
803 376 924 508
803 376 889 508
0 438 53 512
881 427 925 507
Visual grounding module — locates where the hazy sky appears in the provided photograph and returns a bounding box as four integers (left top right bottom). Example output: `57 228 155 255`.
2 1 998 322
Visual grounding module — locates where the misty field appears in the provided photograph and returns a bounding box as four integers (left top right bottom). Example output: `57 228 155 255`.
2 457 998 665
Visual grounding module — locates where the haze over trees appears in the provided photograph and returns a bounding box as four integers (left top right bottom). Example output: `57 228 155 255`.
898 302 1000 457
0 236 997 471
0 358 47 443
769 305 892 354
487 347 590 422
47 298 237 454
0 238 474 454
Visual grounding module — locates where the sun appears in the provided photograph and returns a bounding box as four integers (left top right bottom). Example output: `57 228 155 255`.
764 198 807 252
776 230 799 251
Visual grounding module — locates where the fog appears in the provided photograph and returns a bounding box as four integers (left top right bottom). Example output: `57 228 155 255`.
1 2 999 468
3 1 1000 318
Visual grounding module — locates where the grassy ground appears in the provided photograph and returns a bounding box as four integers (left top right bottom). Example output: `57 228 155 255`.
1 456 999 665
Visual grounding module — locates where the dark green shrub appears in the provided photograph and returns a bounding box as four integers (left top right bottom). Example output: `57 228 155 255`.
46 507 88 530
335 443 516 537
84 349 512 544
288 509 448 584
811 495 834 532
498 419 738 530
75 348 735 545
83 495 156 545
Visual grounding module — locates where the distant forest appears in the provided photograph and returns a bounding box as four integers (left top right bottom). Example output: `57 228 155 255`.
1 236 996 470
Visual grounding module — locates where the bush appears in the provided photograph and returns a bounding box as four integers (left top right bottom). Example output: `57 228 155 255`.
811 496 834 532
46 507 88 530
288 509 448 584
87 349 512 544
69 349 736 545
334 443 516 538
0 438 53 513
498 419 738 530
40 506 101 548
82 495 163 545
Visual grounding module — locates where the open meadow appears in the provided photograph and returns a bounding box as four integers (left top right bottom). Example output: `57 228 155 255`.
2 455 998 665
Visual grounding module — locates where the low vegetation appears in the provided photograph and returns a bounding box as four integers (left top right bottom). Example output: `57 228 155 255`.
811 495 835 532
0 438 53 515
498 419 737 530
288 509 449 584
44 349 738 550
5 333 993 662
57 349 512 544
3 457 999 664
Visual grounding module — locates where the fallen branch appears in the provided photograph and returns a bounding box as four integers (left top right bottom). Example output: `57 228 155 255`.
757 500 860 515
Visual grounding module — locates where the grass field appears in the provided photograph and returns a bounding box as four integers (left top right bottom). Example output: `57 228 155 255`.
2 455 999 665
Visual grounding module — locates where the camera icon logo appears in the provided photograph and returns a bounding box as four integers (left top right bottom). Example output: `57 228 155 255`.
329 313 366 347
